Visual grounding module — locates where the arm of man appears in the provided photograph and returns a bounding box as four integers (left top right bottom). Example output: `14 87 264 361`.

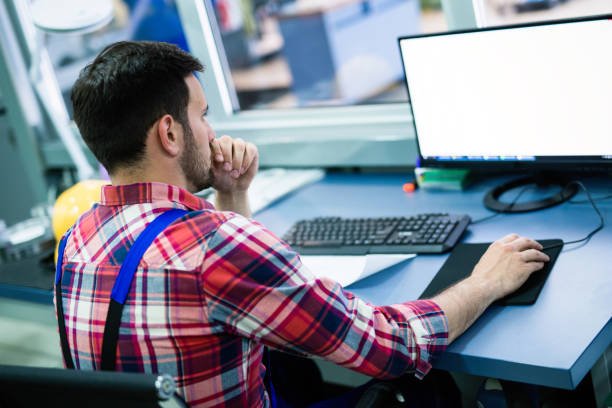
202 215 448 380
433 234 549 343
210 135 258 218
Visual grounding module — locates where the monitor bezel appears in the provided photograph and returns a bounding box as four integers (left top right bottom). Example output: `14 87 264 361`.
398 13 612 171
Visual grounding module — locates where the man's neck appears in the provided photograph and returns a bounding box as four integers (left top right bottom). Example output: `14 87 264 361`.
110 166 190 191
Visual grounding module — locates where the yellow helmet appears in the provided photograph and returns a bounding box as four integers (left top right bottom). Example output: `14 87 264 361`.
52 179 109 242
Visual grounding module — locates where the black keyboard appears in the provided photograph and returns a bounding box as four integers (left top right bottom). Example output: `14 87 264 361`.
282 213 471 255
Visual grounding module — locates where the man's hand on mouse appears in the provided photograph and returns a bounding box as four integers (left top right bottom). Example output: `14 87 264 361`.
471 234 550 301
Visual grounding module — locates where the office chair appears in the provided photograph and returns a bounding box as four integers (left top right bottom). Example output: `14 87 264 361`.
0 364 187 408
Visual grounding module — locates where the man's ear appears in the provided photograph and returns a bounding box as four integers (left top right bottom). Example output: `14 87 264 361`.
155 114 181 157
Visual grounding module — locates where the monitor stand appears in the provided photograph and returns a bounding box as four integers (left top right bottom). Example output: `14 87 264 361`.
483 173 578 213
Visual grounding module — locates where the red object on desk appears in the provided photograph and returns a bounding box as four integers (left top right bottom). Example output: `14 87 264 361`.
402 182 416 193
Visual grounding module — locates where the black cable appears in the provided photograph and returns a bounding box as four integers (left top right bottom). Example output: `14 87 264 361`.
542 181 605 250
470 181 605 251
569 193 612 204
470 185 533 225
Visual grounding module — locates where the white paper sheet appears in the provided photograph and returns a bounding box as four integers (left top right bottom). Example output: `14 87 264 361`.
301 254 416 287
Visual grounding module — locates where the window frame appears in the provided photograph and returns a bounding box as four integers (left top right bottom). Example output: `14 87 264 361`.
176 0 478 167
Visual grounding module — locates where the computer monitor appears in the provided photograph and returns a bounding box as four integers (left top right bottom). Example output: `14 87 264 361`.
398 15 612 211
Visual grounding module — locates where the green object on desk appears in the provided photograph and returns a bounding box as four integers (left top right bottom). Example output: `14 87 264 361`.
414 167 471 190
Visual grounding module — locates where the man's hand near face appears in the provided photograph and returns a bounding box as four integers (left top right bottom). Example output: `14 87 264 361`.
210 135 259 217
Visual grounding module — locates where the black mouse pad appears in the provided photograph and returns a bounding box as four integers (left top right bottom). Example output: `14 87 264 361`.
420 239 563 305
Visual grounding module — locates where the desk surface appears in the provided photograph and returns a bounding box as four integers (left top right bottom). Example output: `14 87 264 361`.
254 172 612 390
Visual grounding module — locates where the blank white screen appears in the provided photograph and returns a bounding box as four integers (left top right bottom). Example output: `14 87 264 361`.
399 19 612 159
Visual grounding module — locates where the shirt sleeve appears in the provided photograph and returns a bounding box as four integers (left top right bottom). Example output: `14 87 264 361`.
200 214 448 379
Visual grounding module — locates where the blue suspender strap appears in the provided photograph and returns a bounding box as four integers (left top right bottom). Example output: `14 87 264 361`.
56 210 188 371
55 231 75 369
264 348 278 408
100 209 188 371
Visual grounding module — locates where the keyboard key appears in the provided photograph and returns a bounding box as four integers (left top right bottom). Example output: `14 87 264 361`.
302 239 343 247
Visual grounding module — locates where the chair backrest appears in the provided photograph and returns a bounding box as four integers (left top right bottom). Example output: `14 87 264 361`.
0 364 187 408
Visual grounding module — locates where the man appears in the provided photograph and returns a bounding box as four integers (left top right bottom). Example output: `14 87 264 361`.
57 41 549 407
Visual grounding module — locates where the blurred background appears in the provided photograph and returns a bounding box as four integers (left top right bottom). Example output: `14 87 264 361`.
44 0 612 113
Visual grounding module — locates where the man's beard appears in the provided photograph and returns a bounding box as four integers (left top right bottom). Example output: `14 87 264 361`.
179 123 212 193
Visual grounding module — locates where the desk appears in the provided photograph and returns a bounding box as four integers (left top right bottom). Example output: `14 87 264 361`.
254 172 612 391
1 172 610 392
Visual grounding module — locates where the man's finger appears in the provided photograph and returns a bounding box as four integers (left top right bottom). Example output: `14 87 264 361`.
520 248 550 263
231 140 246 177
511 237 543 252
217 135 234 170
241 143 258 174
241 144 251 175
499 233 520 244
524 261 545 274
232 139 245 168
210 139 224 163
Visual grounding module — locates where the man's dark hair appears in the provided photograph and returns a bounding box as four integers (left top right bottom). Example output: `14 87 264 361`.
71 41 204 173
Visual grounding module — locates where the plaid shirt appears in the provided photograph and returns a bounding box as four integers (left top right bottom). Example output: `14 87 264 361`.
55 182 448 407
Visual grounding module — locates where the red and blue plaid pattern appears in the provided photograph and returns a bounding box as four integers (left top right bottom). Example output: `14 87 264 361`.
55 182 448 407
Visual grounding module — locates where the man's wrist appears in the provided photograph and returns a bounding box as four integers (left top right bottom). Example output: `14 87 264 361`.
215 190 248 207
215 190 248 200
462 275 499 307
432 274 498 343
214 190 251 217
